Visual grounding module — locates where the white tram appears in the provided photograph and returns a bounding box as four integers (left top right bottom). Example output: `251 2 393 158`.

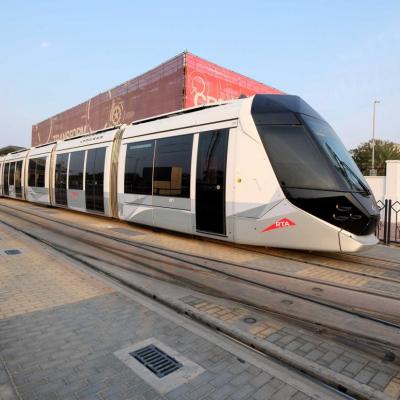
0 95 380 252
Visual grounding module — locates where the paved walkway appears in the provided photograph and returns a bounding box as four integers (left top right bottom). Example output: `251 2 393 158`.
0 222 342 400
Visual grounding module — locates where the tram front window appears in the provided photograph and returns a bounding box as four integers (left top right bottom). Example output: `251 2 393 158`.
257 124 342 192
257 117 370 194
301 114 369 194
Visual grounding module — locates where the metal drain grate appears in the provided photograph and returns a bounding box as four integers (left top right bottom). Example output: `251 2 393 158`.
130 345 182 378
4 249 21 255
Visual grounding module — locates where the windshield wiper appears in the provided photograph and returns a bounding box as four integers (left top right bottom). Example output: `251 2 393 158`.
325 144 370 195
339 158 370 195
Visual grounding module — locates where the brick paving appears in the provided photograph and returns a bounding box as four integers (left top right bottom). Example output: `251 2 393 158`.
0 224 326 400
180 295 400 397
1 200 399 399
0 226 113 320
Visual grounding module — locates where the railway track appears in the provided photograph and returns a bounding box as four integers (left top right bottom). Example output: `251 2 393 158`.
2 202 400 306
0 201 399 365
230 245 400 281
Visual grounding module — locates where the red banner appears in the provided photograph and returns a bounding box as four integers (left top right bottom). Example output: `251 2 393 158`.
184 53 283 108
32 52 283 146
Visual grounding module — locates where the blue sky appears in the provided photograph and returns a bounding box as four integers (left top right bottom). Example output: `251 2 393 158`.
0 0 399 149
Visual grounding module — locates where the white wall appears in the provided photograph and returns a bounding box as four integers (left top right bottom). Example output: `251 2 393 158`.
365 160 400 203
385 160 400 203
364 176 386 202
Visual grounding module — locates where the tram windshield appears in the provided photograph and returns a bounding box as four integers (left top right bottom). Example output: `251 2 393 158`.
257 116 369 194
302 114 369 194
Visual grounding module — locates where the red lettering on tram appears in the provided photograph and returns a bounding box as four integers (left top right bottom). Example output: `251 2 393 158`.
262 218 296 232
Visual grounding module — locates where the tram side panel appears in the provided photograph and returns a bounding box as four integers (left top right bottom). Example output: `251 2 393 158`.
3 150 30 200
151 131 195 234
51 130 118 217
26 143 56 205
118 119 240 239
118 129 197 232
118 137 154 226
231 102 286 245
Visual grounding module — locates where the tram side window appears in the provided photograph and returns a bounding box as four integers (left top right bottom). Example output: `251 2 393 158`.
28 157 46 188
153 135 193 198
28 159 36 186
124 141 154 195
9 162 15 186
36 158 46 187
68 151 85 190
14 161 23 197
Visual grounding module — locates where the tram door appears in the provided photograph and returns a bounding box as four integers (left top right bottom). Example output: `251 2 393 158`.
14 161 23 198
3 163 9 196
55 154 68 206
85 147 106 213
196 129 228 235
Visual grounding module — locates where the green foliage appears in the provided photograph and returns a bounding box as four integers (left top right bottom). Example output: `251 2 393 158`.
350 139 400 175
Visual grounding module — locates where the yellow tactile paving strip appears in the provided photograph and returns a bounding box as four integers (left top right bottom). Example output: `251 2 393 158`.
189 298 283 339
193 300 244 322
297 266 369 287
385 374 400 399
0 224 114 320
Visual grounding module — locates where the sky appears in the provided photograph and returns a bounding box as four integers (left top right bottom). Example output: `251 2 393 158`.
0 0 399 149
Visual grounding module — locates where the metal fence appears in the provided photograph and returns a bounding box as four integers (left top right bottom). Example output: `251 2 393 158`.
376 199 400 245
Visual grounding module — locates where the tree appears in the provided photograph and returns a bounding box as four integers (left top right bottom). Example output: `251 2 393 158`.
350 139 400 176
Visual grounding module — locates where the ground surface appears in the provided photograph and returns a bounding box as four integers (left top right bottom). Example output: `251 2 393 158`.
0 222 342 400
1 199 400 400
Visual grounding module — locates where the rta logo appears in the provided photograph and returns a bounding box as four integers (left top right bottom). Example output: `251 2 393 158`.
109 100 124 125
262 218 296 232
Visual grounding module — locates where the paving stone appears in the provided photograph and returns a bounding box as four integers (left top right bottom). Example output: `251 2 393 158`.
277 335 296 345
230 371 253 386
209 372 234 388
249 371 273 389
230 384 255 400
343 360 365 376
247 366 261 376
320 351 339 364
298 343 315 353
284 340 303 352
165 384 192 399
187 383 215 399
253 382 278 400
228 362 248 375
189 371 215 388
329 358 348 373
209 384 236 400
370 371 392 389
305 349 323 362
142 388 164 400
271 384 298 400
269 378 285 390
354 368 376 384
75 381 110 400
